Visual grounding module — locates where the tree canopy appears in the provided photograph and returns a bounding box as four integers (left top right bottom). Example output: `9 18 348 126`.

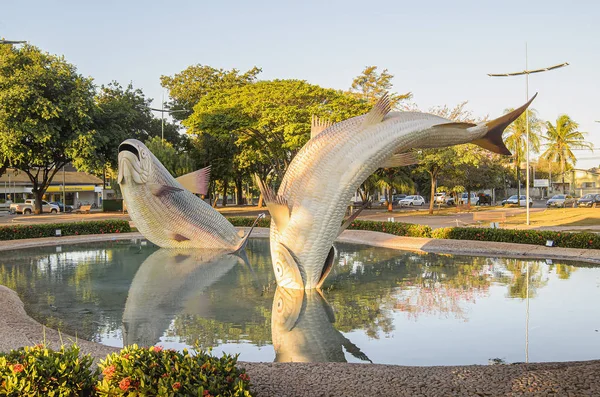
0 44 95 212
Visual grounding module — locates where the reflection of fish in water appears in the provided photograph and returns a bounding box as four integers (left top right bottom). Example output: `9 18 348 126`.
118 139 254 251
122 248 240 347
271 286 371 363
256 95 536 289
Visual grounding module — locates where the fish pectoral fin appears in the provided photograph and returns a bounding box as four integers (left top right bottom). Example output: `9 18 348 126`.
253 175 291 232
166 231 190 242
175 166 211 195
310 115 333 138
431 121 477 129
360 93 392 130
316 246 337 289
474 93 538 156
149 184 184 197
380 152 419 168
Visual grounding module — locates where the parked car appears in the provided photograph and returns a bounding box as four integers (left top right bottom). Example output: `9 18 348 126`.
577 194 600 207
501 195 533 207
434 192 447 204
477 193 492 206
399 195 425 206
447 193 479 206
50 201 74 213
9 199 60 214
546 194 576 208
391 194 407 205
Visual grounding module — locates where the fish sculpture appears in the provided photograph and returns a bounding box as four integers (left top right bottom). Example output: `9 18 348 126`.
122 248 241 347
118 138 253 250
271 286 371 363
256 94 537 289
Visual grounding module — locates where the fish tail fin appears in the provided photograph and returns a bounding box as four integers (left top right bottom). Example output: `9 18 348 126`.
473 93 538 155
232 212 266 256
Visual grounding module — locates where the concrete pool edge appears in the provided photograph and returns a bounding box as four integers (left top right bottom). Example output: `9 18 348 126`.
1 229 599 396
2 227 599 265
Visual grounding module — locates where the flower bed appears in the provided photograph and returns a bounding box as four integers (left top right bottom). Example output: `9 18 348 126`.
0 344 252 397
346 219 432 238
0 220 131 241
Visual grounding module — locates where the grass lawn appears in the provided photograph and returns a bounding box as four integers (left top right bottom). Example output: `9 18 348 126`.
504 207 600 228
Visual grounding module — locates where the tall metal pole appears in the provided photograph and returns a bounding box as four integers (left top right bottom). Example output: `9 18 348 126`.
161 93 165 142
525 43 530 225
526 262 530 364
488 56 569 226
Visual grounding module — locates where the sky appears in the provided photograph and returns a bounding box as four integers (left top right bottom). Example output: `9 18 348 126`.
2 0 599 169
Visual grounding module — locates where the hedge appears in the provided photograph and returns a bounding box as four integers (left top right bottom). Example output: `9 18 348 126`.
431 227 600 249
0 220 131 241
227 215 599 249
346 219 432 238
0 344 252 397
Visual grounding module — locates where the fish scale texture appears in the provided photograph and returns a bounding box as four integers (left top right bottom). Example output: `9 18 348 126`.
273 111 482 288
119 140 241 250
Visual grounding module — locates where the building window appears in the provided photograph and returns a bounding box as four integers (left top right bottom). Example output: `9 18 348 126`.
582 182 596 188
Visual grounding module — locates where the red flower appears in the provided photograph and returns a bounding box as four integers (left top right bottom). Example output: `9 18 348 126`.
123 354 130 360
150 345 163 352
119 377 131 391
203 390 211 396
239 373 250 381
12 364 24 373
589 240 593 244
172 382 181 390
102 365 116 380
226 376 233 383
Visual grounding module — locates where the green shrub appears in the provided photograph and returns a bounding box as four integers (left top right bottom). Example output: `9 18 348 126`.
346 219 432 238
431 227 600 249
227 216 271 228
0 344 98 396
95 345 252 397
0 220 131 241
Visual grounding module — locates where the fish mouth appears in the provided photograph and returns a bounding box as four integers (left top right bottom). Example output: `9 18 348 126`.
117 141 147 185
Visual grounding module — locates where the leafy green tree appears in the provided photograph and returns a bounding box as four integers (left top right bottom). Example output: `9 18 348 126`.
416 147 458 214
541 115 591 193
350 66 412 108
144 136 196 177
503 108 542 202
160 65 262 120
186 79 369 204
0 44 95 213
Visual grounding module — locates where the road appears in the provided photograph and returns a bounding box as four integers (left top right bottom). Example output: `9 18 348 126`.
0 202 549 229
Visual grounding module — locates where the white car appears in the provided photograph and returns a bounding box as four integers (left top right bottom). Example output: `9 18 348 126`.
501 195 533 207
399 195 425 206
434 193 447 204
9 199 60 214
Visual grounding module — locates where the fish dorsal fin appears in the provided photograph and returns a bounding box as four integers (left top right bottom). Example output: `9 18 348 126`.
253 175 291 232
380 152 419 168
360 93 392 130
311 115 333 138
473 93 537 156
176 166 211 195
149 184 184 197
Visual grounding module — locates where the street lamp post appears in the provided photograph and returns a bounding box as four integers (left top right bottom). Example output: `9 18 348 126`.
149 105 188 142
488 45 569 225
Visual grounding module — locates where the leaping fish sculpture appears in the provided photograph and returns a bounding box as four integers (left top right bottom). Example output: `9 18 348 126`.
118 139 253 250
256 94 537 289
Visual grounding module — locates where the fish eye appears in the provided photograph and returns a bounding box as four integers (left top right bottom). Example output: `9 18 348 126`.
140 150 147 159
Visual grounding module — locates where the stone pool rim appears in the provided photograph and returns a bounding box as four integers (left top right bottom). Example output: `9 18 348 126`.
1 228 599 396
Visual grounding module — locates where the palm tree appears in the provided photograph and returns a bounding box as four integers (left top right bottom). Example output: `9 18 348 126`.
503 108 542 205
542 115 592 193
374 168 414 212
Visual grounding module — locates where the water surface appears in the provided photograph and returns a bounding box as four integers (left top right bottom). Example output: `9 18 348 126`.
0 239 598 365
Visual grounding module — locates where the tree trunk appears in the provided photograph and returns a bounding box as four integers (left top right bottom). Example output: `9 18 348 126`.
428 171 436 215
467 189 471 207
561 159 565 194
235 178 244 205
34 189 44 214
387 187 393 212
257 194 264 208
516 163 521 207
222 179 228 207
